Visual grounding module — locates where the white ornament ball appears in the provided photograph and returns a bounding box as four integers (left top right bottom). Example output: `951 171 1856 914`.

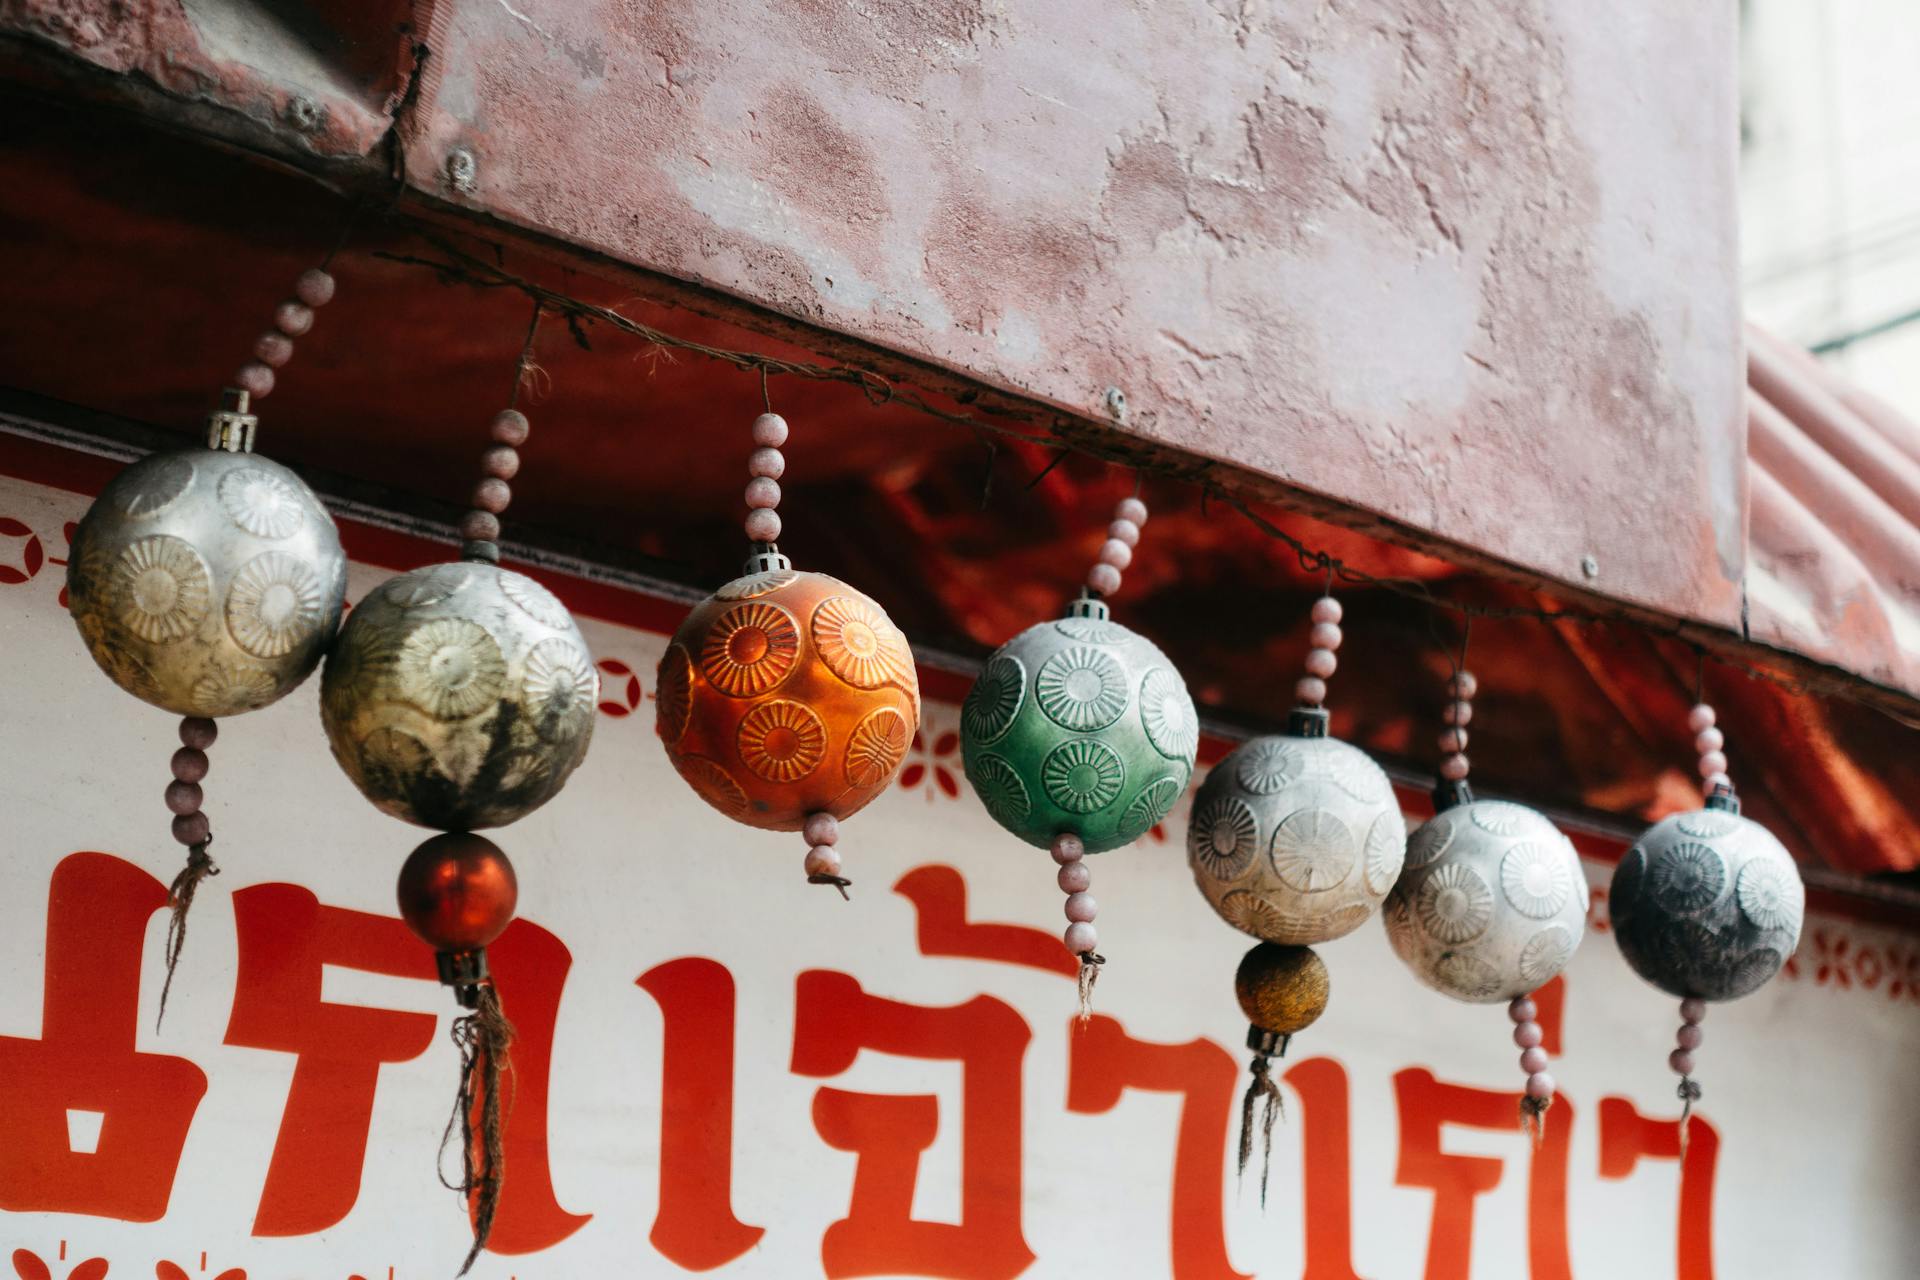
1384 799 1589 1003
1187 728 1405 944
1610 804 1803 1001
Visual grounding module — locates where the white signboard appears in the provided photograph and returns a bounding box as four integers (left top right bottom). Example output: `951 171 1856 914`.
0 449 1916 1278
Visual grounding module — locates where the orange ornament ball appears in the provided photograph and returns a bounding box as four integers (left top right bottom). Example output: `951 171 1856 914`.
396 831 518 954
657 559 920 830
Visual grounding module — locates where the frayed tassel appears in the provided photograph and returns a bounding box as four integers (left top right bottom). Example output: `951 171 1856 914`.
1237 1053 1286 1207
157 837 219 1029
1076 952 1104 1026
807 873 852 900
1677 1076 1701 1164
1520 1095 1550 1146
442 982 515 1276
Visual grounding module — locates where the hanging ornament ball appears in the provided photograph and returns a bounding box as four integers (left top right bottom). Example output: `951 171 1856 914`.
321 561 598 829
1235 942 1330 1034
1610 803 1804 1001
67 447 347 716
397 831 519 953
1384 799 1589 1003
960 597 1197 853
1188 715 1404 944
657 556 921 830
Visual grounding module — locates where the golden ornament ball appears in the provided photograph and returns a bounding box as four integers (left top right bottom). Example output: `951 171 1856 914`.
1234 942 1330 1035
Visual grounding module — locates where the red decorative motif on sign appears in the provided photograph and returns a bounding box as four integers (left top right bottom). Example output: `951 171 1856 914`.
0 515 44 584
1597 1096 1720 1280
899 726 962 800
596 657 643 716
894 864 1077 978
10 1252 107 1280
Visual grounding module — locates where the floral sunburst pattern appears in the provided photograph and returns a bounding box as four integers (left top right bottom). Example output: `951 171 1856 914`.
1737 856 1804 933
1234 739 1300 795
845 707 911 787
501 570 574 629
1647 841 1727 916
1500 841 1573 919
682 755 749 818
1363 810 1407 895
1519 924 1575 986
112 452 194 517
1435 950 1505 1000
1138 667 1197 761
812 595 911 689
736 698 826 783
1268 808 1355 893
961 654 1025 744
1404 812 1454 869
1119 774 1183 842
384 563 470 609
716 567 799 600
394 618 506 718
219 465 305 539
1034 646 1127 733
1190 795 1259 880
701 602 799 697
112 535 209 643
1416 862 1495 944
226 551 325 658
524 637 598 737
655 644 694 744
191 663 282 715
1040 738 1126 813
967 752 1030 827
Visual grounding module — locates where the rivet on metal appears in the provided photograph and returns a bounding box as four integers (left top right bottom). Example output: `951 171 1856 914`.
1580 555 1600 580
446 149 479 194
285 95 323 133
1104 386 1128 422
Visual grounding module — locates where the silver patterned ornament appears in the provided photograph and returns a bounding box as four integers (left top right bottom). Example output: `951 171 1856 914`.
321 561 597 829
1385 798 1588 1003
1187 709 1405 945
1610 797 1803 1001
67 394 348 716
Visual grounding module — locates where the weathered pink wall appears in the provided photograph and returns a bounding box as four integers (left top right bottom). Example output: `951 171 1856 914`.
2 0 1746 629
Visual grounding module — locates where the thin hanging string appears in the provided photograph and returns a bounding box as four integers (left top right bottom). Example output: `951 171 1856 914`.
320 197 366 271
761 366 772 412
1677 1076 1701 1163
441 982 516 1276
368 223 1897 718
1236 1053 1285 1207
157 837 218 1028
1075 952 1103 1025
509 302 544 411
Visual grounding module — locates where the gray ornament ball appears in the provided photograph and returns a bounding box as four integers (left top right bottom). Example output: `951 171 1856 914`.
1384 799 1589 1003
68 447 347 717
321 561 598 830
1188 721 1405 944
1610 803 1804 1002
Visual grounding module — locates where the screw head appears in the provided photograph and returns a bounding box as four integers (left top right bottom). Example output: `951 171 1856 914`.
284 95 323 133
1580 555 1599 580
446 148 478 193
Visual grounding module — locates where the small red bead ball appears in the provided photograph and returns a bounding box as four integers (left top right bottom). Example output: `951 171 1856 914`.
171 812 211 846
490 410 531 446
274 300 315 337
254 331 295 368
459 510 501 542
234 362 276 399
170 747 209 783
179 717 218 749
294 268 337 308
471 478 511 514
396 832 519 953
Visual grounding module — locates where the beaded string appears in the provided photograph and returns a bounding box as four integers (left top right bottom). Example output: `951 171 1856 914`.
1293 588 1343 711
1053 493 1151 1019
1510 994 1555 1143
1669 697 1731 1159
459 305 543 565
158 261 341 1026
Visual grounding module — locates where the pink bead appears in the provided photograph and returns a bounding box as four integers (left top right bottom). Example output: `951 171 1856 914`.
233 362 275 399
1064 892 1098 923
745 477 782 509
1304 648 1337 679
461 510 501 541
751 413 789 447
1668 1049 1695 1076
1439 753 1471 781
490 410 531 446
179 717 218 749
1051 833 1085 864
1513 1021 1543 1049
1063 922 1098 955
471 478 511 514
1519 1047 1549 1074
1086 563 1122 595
164 780 203 815
171 812 211 846
254 331 294 368
1702 772 1732 792
748 446 786 479
1676 1024 1703 1051
480 445 520 480
1687 704 1716 734
1294 676 1326 706
1697 751 1728 779
1693 727 1724 756
803 812 839 846
1448 671 1478 700
1057 862 1091 893
1097 538 1133 570
804 845 842 877
745 509 782 542
1525 1072 1555 1101
1438 728 1468 754
1115 497 1148 527
1444 700 1473 726
1107 518 1141 548
1679 998 1707 1024
170 747 209 783
1309 622 1343 651
1310 597 1343 625
294 268 336 307
1508 997 1536 1023
273 300 314 337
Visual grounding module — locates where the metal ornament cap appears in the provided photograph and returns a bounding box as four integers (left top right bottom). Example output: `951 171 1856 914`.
67 448 348 716
657 567 920 831
1384 798 1589 1003
960 598 1197 854
321 562 598 829
1609 806 1804 1002
1188 730 1403 944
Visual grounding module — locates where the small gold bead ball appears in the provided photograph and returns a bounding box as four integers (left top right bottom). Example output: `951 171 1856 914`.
321 562 598 829
657 567 920 830
1234 942 1330 1035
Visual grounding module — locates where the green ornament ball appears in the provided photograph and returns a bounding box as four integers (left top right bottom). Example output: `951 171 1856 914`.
960 596 1197 853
